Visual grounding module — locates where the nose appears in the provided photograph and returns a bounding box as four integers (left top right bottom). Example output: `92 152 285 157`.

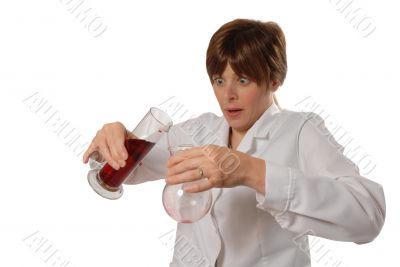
224 80 238 101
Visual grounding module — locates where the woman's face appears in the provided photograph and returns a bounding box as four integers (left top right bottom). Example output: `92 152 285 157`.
212 63 274 133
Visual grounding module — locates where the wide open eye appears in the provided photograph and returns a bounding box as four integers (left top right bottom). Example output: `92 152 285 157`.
213 77 224 86
239 77 250 85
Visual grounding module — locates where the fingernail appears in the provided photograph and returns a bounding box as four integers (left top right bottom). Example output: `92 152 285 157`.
119 160 126 167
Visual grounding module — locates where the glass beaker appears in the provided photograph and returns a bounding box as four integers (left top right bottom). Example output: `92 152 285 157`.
162 145 213 223
87 107 173 200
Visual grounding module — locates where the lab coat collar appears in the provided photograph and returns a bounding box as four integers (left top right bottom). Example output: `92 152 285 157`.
212 102 281 154
252 102 281 139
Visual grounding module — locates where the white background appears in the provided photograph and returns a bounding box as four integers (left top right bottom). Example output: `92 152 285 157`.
0 0 398 266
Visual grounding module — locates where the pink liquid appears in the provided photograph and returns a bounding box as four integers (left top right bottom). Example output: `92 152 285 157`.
98 139 155 189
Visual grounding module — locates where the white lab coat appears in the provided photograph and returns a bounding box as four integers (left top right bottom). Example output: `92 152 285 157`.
124 103 385 267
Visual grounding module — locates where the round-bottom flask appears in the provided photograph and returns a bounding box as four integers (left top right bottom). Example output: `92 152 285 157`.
162 145 213 223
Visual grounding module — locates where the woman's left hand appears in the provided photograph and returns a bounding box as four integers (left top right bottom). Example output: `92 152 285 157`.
165 144 266 193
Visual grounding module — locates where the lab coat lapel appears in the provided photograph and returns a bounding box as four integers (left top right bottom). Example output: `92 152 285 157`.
237 103 281 154
209 116 230 147
208 103 281 150
209 118 229 206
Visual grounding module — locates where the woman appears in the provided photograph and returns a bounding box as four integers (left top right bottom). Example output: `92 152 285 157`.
83 19 385 267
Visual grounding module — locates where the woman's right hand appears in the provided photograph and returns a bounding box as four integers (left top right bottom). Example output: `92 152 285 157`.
82 122 136 170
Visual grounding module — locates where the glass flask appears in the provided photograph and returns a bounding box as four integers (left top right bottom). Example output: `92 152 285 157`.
162 145 213 223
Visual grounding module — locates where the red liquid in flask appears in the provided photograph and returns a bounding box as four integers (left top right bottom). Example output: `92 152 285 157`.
98 139 155 189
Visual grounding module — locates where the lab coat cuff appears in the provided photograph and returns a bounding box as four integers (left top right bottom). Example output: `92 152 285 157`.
256 162 295 215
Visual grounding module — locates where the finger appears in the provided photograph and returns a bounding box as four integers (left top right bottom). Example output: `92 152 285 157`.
107 133 128 167
99 142 120 170
83 143 97 163
184 178 214 193
167 147 205 167
165 168 204 185
127 131 138 139
89 151 105 162
166 157 204 176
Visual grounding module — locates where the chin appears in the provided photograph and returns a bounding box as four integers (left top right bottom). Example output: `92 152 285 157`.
227 121 248 132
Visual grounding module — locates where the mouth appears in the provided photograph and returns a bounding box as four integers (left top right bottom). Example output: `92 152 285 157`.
225 108 243 117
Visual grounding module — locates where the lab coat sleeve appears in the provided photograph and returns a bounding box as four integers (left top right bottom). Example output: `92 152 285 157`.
255 113 386 244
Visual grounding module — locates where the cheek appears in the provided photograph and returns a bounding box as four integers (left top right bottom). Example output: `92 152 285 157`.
242 91 261 107
213 89 224 104
241 91 268 115
213 91 220 102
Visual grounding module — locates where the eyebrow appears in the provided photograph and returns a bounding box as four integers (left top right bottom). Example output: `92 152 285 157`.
212 74 248 79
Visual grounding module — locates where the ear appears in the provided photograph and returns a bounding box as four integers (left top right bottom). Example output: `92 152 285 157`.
267 81 280 93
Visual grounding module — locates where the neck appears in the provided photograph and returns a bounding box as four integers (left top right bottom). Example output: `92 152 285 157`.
228 127 246 150
228 102 275 149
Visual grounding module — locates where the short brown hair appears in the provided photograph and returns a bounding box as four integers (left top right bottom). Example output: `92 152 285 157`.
206 19 287 90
